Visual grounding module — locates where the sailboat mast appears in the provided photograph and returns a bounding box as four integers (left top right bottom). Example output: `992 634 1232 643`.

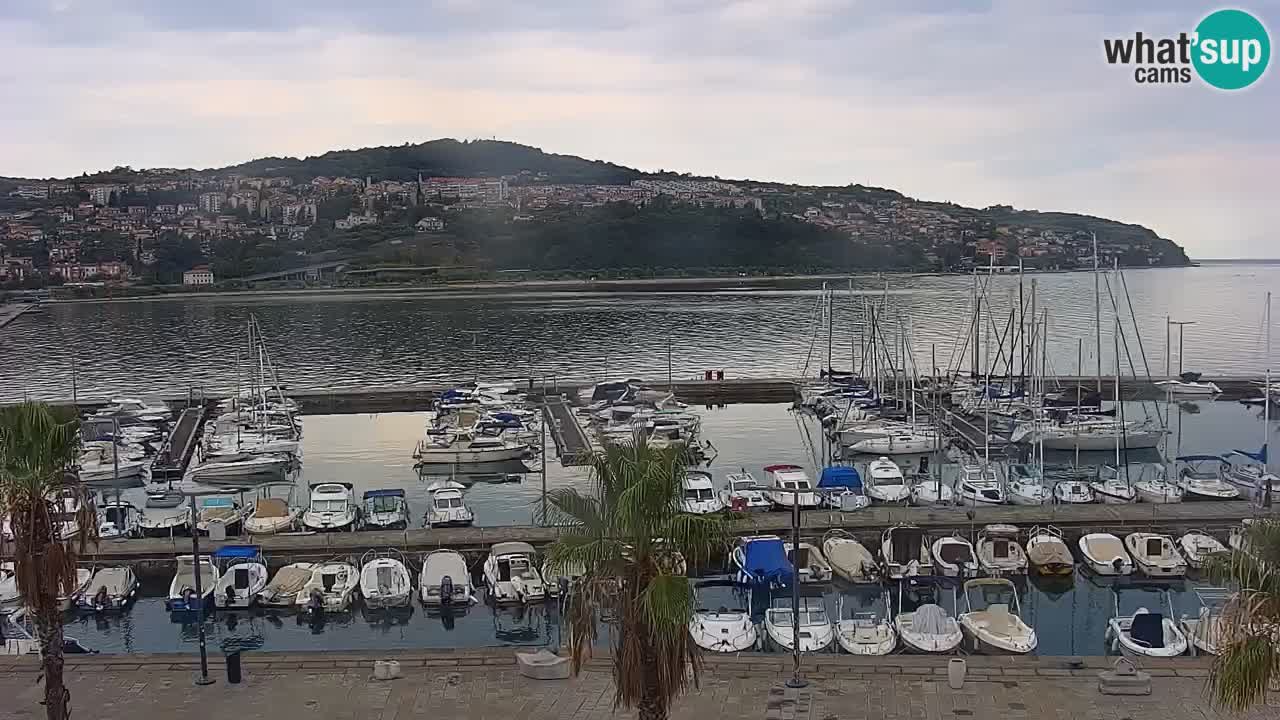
1265 291 1272 473
826 285 834 376
1093 232 1102 394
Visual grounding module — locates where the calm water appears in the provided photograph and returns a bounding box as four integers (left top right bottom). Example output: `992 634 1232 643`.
65 399 1275 657
4 264 1278 401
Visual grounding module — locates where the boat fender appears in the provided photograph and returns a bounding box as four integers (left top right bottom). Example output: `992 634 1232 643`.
440 576 454 606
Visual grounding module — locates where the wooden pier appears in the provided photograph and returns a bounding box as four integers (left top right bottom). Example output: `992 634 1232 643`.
542 395 593 466
148 403 210 483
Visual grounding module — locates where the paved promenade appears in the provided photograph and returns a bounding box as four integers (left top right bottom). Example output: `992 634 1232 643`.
2 650 1277 720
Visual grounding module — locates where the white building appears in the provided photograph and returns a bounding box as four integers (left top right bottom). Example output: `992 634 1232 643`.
183 265 215 286
198 192 225 213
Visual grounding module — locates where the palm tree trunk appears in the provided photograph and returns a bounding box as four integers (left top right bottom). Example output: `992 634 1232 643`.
636 638 666 720
33 605 68 720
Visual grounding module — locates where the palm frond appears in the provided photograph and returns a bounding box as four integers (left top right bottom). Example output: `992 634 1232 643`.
1204 518 1280 711
1208 634 1279 711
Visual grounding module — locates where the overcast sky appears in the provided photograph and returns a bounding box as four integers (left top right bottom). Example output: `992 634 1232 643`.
1 1 1275 258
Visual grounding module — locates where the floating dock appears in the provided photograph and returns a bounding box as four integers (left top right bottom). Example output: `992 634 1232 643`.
541 395 593 465
0 303 38 329
148 403 210 483
22 501 1272 576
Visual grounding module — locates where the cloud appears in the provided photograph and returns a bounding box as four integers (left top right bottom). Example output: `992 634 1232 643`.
1 0 1276 256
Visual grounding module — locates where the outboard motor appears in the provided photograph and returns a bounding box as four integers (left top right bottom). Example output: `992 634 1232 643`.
558 576 570 599
1112 557 1124 573
440 575 454 606
94 586 110 612
306 589 324 616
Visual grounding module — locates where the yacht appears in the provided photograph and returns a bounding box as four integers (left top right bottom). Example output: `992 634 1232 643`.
483 542 547 604
296 560 360 613
720 470 771 512
424 481 475 528
301 482 359 531
420 549 477 607
911 473 955 506
956 462 1005 506
1124 533 1188 577
688 579 757 653
959 578 1037 654
763 464 819 509
975 524 1028 576
184 451 290 484
1078 533 1134 575
1154 378 1221 396
846 426 939 455
212 545 269 609
360 489 409 530
92 397 173 420
881 524 932 580
359 549 413 609
931 533 979 578
1174 456 1240 500
764 597 834 653
165 555 218 612
681 470 725 514
731 535 794 588
138 507 191 537
414 433 529 465
1179 587 1232 656
817 465 870 510
864 457 910 504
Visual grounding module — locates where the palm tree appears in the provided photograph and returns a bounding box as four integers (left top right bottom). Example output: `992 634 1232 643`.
1205 518 1280 711
0 402 95 720
542 443 731 720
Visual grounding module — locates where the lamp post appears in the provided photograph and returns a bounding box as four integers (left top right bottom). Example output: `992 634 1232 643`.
181 485 240 687
785 484 807 689
1166 319 1196 377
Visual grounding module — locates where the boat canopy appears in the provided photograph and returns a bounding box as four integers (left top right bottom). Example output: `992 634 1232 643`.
818 466 862 490
213 545 262 559
736 537 793 587
1230 445 1268 463
362 489 406 499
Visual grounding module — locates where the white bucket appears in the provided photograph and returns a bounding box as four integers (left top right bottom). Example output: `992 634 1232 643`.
373 660 402 680
947 658 966 689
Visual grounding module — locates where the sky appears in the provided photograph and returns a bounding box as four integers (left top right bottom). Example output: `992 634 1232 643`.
0 1 1276 258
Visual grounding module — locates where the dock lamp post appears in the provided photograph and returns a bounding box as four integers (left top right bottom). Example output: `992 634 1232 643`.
1165 319 1196 378
786 485 807 690
181 485 241 687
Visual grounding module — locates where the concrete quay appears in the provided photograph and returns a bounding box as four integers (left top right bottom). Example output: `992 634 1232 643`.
2 649 1274 720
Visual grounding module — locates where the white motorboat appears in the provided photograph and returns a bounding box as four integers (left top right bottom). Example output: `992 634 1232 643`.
296 560 360 613
56 568 93 612
75 566 138 612
1078 533 1134 576
681 470 726 514
689 579 757 653
145 490 185 509
956 462 1005 506
1052 479 1095 504
424 481 475 528
184 452 289 483
764 597 834 653
359 549 413 609
1175 456 1240 500
97 500 141 539
414 433 529 465
1025 525 1074 577
138 507 190 537
78 453 148 483
784 541 833 583
864 457 911 504
894 580 963 654
719 471 771 512
1179 587 1232 656
1004 464 1048 506
301 482 358 531
975 524 1027 576
1090 466 1138 504
420 549 477 607
484 542 547 604
763 464 819 509
881 524 932 580
244 485 302 535
960 578 1037 654
817 465 870 511
1106 592 1189 658
361 488 410 530
1154 379 1221 396
212 545 269 609
165 555 219 612
1178 531 1229 569
93 397 173 419
834 593 897 655
911 475 955 506
1124 533 1187 578
822 530 879 583
195 496 250 535
1133 463 1184 504
931 533 979 578
256 563 315 608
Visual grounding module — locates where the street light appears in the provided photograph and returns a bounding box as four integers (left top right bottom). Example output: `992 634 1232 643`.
1165 319 1196 377
180 483 243 687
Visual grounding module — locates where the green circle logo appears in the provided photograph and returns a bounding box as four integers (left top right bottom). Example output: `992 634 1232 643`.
1192 9 1270 90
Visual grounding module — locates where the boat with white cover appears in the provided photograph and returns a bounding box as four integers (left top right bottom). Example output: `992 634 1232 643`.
212 545 269 609
822 530 879 584
834 592 896 655
301 482 359 531
681 470 726 514
764 596 834 653
763 465 819 509
296 560 360 613
75 566 138 612
720 471 770 512
359 549 413 609
1178 530 1229 569
894 579 962 654
424 481 475 528
1124 533 1187 577
420 549 477 607
881 524 932 580
1078 533 1133 576
784 541 833 584
361 489 409 530
97 500 141 539
1174 456 1240 500
975 524 1028 576
864 457 910 504
1025 525 1074 576
1106 590 1188 658
484 542 547 604
689 579 757 653
256 563 315 607
165 555 218 612
959 578 1037 654
931 533 979 578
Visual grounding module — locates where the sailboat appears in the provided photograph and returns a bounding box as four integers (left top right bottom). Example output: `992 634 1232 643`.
1222 291 1278 500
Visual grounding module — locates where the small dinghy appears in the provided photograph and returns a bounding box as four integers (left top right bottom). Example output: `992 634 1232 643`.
1078 533 1133 576
1175 456 1240 500
212 545 269 609
959 578 1037 654
165 555 218 612
931 533 979 578
1106 590 1188 658
483 542 547 604
894 579 963 654
720 470 771 512
75 566 138 612
420 549 477 607
296 560 360 613
689 579 757 653
256 563 315 608
822 530 879 583
864 457 911 504
764 596 834 653
1179 587 1232 656
1124 533 1187 578
1026 525 1074 576
359 549 413 609
976 524 1028 576
785 541 833 583
881 524 932 580
1178 530 1229 569
834 592 896 656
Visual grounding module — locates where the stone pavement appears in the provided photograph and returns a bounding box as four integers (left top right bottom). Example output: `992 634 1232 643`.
1 651 1277 720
